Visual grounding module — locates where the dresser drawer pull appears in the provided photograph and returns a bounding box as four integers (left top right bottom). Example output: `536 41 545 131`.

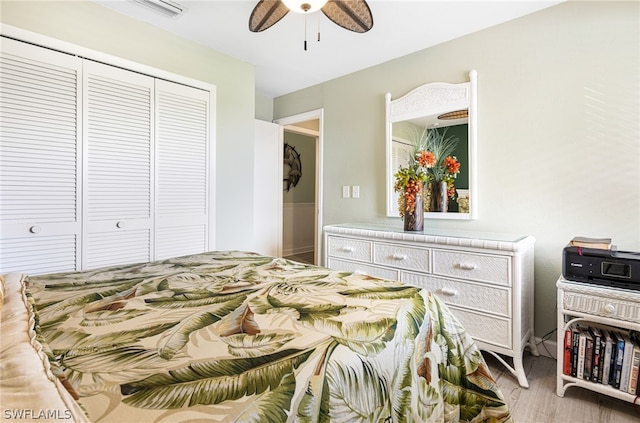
341 246 355 253
392 254 408 261
116 221 126 229
29 225 41 234
440 287 458 296
457 263 477 270
603 304 616 315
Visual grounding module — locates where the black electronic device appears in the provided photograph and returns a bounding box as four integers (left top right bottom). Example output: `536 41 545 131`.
562 245 640 291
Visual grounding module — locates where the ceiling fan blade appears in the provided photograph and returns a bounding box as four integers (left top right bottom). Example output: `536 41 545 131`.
321 0 373 33
249 0 290 32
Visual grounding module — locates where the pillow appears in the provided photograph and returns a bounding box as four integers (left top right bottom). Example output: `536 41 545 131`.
0 273 88 422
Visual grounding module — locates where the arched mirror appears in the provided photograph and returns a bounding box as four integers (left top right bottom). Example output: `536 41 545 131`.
385 70 477 220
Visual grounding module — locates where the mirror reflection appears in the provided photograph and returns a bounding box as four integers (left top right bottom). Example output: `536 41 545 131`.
385 70 477 220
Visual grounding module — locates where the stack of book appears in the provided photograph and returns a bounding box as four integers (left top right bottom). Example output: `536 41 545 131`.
569 236 613 250
563 323 640 395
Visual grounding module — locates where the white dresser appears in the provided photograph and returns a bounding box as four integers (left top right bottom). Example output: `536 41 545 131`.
323 223 538 387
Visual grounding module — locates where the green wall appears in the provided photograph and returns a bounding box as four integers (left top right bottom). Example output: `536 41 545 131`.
274 1 640 340
0 0 256 251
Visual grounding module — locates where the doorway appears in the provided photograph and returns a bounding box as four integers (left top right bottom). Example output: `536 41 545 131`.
275 110 323 265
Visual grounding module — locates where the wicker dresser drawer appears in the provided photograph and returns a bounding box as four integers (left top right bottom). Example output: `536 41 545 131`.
373 242 430 273
327 258 399 280
451 307 512 349
326 236 372 262
432 249 511 286
561 285 640 324
402 273 511 317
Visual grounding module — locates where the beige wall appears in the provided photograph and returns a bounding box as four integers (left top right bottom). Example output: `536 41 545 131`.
0 0 257 251
274 1 640 338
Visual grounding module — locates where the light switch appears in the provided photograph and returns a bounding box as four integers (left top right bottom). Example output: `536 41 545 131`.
352 185 360 198
342 186 350 198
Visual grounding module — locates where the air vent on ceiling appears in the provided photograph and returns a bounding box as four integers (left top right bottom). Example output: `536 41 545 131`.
131 0 186 19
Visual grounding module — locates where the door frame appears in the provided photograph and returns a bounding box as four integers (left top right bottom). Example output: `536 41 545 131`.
274 109 324 265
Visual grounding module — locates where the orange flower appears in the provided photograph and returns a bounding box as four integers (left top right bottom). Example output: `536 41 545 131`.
444 156 460 174
417 150 436 168
447 182 457 199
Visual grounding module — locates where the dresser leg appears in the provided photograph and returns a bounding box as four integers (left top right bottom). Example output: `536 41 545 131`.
513 355 530 388
484 351 530 388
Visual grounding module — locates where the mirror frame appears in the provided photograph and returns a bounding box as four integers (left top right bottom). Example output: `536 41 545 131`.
385 70 477 220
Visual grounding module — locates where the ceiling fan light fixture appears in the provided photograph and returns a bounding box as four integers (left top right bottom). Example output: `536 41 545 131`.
282 0 328 14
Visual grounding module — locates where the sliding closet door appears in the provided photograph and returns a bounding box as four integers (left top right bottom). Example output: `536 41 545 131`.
82 61 154 269
154 80 210 259
0 38 82 275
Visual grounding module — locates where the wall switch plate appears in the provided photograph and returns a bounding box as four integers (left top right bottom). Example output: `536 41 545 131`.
342 186 350 198
352 185 360 198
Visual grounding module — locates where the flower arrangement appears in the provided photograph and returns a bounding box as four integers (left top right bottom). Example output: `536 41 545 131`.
394 127 461 217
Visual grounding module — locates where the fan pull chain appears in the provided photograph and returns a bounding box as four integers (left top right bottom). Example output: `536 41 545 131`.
302 13 322 50
304 14 307 50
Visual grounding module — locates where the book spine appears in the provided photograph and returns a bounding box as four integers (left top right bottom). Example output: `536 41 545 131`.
563 327 573 375
591 328 602 383
620 335 634 392
613 334 625 389
571 327 580 377
577 330 587 380
602 331 613 386
584 331 594 381
628 345 640 395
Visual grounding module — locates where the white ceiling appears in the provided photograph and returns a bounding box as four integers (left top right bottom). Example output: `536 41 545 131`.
94 0 562 98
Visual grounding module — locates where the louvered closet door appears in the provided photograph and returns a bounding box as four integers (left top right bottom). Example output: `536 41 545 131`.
83 61 154 269
0 38 82 275
155 80 210 260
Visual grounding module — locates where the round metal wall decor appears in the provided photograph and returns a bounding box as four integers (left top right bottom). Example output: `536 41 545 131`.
283 143 302 191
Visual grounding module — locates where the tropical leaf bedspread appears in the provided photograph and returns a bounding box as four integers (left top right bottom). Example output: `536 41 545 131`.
22 251 512 422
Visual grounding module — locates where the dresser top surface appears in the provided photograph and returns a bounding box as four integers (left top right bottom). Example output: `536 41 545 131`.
324 223 535 251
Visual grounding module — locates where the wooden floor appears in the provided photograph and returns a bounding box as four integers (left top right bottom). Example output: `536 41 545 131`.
485 352 640 422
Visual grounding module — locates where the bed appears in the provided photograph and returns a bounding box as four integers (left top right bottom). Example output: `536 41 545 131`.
1 250 512 422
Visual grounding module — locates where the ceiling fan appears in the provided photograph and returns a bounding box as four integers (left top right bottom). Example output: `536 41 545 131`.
249 0 373 46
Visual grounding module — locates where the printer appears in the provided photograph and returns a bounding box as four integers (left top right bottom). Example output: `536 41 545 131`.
562 245 640 291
